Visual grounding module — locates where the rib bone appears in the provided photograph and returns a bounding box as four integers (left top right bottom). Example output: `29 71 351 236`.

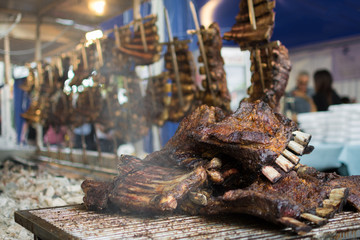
300 213 327 226
316 207 334 218
261 166 281 183
207 169 224 184
282 149 300 164
287 141 305 155
189 191 208 206
206 157 222 169
316 187 349 218
278 217 312 235
275 155 294 172
329 188 347 200
293 131 311 146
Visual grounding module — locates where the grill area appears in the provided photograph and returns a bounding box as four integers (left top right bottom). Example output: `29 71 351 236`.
15 204 360 239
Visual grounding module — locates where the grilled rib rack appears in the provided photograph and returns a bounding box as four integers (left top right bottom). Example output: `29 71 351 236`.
15 204 360 239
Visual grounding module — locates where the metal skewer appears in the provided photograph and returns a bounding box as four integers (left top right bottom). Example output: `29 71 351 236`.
255 48 265 91
81 44 88 70
95 39 104 67
247 0 257 30
133 0 148 52
114 24 121 48
189 1 216 103
164 7 184 108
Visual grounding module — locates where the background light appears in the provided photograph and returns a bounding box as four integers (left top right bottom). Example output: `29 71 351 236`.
85 29 103 42
89 0 106 15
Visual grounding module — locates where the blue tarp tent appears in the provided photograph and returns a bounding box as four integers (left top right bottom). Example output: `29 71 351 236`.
196 0 360 49
101 0 360 49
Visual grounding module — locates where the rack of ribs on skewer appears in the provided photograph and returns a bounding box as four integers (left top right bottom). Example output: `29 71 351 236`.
108 74 149 143
197 22 231 113
223 0 275 48
144 72 170 127
21 98 45 124
45 90 73 128
112 26 132 71
115 14 162 66
22 63 57 125
224 0 290 111
164 38 198 122
69 43 97 87
70 86 103 127
243 41 291 111
95 77 124 135
19 67 35 93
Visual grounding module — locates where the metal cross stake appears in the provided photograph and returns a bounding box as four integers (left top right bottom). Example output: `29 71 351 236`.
81 44 88 70
247 0 257 30
133 0 148 52
255 48 265 91
189 1 216 104
95 38 104 67
114 24 121 48
164 7 184 108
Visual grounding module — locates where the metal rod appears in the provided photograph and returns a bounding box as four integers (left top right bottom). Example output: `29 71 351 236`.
139 22 148 52
123 76 133 136
114 24 121 48
57 56 63 78
81 133 87 164
247 0 257 30
134 0 148 52
93 125 102 165
95 39 104 67
81 44 88 70
67 126 74 162
104 89 118 158
147 65 161 151
255 48 265 91
46 65 54 90
189 1 216 103
164 7 184 108
72 52 79 71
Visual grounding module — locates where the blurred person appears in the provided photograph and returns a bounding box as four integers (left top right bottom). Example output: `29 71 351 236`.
312 69 342 111
20 122 37 146
73 123 96 151
285 71 317 122
95 123 114 153
44 125 67 146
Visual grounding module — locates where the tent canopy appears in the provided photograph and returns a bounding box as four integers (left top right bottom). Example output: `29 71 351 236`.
101 0 360 49
197 0 360 49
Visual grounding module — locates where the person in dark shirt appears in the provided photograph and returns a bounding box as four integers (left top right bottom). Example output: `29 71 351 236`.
312 70 342 111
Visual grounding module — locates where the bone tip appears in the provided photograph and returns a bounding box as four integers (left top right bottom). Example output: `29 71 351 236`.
288 140 305 155
262 166 282 183
300 213 327 226
275 155 294 173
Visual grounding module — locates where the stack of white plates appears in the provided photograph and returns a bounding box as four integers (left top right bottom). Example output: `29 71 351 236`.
297 112 329 143
296 103 360 144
